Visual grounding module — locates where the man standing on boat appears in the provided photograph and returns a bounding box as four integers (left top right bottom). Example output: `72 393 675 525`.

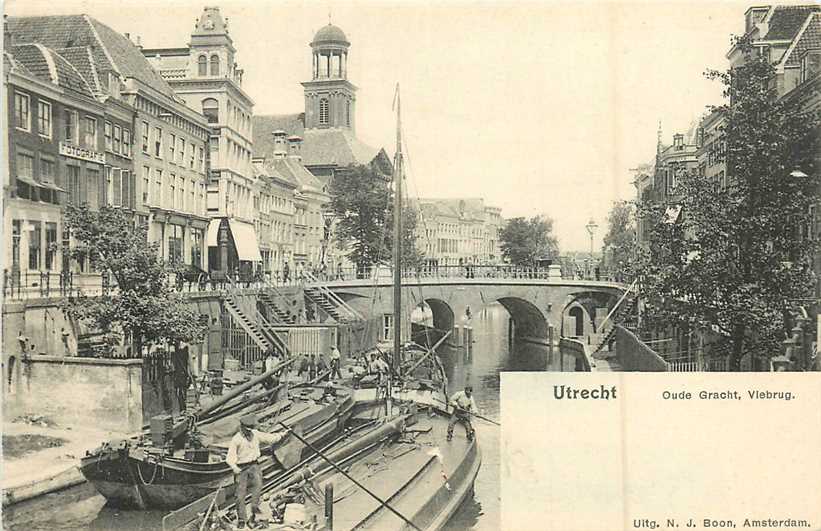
329 344 343 380
227 414 286 529
447 385 477 442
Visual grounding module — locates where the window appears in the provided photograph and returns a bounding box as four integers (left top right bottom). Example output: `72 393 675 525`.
104 121 113 151
198 146 205 170
67 166 81 205
800 51 821 83
12 221 21 270
40 158 55 183
16 152 34 180
319 98 329 125
87 168 100 209
45 223 58 271
191 228 202 267
122 129 131 158
113 124 121 154
190 179 196 213
170 173 176 210
189 142 195 168
202 98 219 124
141 121 149 153
169 225 183 264
346 100 350 127
142 166 150 205
383 314 394 341
177 137 185 164
28 222 41 270
169 133 176 160
83 116 97 149
122 170 132 209
63 109 78 143
112 169 122 207
37 101 51 137
154 127 162 157
210 55 220 76
198 55 207 76
154 169 163 206
14 92 30 131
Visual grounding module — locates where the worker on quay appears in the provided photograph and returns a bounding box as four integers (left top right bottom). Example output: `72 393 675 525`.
227 414 286 529
307 354 318 381
447 385 477 442
329 345 343 380
369 353 390 384
262 349 281 390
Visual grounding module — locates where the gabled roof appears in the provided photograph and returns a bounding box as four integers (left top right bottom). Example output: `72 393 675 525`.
3 51 32 77
763 5 821 41
269 157 325 192
9 43 95 99
56 46 103 95
785 13 821 67
7 15 178 100
252 113 382 168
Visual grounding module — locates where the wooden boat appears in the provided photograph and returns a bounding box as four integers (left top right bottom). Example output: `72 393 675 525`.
79 363 355 510
163 85 481 531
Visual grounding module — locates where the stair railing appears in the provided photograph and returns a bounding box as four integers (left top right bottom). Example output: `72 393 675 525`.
598 279 638 332
303 271 363 321
255 309 291 357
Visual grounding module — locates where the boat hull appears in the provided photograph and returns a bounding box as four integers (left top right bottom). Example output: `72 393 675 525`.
80 390 354 510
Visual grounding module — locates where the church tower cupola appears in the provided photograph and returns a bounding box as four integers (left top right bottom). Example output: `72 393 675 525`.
302 21 357 131
189 6 237 81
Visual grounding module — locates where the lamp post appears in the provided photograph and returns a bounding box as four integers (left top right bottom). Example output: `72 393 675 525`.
320 210 335 276
585 218 598 278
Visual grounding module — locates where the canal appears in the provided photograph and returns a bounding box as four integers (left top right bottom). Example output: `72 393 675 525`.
4 303 552 531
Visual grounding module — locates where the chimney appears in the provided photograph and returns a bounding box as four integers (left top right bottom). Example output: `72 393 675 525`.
272 130 287 159
125 32 130 40
4 15 12 51
136 35 142 50
287 135 303 161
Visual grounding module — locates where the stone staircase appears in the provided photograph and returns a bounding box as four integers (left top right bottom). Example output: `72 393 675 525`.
258 289 295 324
303 272 363 323
592 281 638 358
224 298 273 352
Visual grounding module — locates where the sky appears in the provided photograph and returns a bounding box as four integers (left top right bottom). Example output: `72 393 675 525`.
5 0 765 251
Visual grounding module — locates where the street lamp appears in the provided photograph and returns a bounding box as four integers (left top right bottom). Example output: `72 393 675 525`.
585 218 598 260
320 210 336 274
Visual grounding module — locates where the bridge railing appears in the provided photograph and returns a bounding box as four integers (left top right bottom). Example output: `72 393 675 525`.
311 264 632 283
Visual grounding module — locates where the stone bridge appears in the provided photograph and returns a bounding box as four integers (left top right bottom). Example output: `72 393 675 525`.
310 277 628 345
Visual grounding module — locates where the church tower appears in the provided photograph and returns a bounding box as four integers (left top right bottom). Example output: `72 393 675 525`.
188 6 238 82
302 22 356 131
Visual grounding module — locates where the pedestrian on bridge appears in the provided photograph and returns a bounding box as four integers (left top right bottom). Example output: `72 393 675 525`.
447 385 477 442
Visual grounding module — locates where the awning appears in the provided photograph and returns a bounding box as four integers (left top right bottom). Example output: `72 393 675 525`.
664 205 683 224
206 219 221 247
228 219 263 262
39 180 67 192
16 175 41 188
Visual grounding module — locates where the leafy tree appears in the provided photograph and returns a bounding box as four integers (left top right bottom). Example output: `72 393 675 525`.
638 38 820 371
62 205 207 356
602 201 637 280
329 163 423 274
499 216 559 266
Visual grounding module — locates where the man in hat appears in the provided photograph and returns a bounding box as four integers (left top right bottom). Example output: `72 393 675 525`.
226 414 286 528
447 385 477 442
329 345 343 380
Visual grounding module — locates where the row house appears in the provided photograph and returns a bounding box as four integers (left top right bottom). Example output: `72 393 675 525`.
7 14 211 275
415 198 504 269
143 7 257 279
4 40 108 289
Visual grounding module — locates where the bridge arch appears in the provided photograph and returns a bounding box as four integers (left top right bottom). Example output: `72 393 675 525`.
421 298 455 333
495 296 549 340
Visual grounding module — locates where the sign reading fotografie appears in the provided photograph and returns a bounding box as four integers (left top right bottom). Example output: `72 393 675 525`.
59 142 105 164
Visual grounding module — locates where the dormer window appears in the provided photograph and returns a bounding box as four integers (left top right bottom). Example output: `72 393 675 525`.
198 55 207 76
319 98 329 125
210 55 220 76
800 51 821 84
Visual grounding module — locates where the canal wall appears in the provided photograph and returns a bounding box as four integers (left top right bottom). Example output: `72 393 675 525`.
3 355 143 432
614 325 669 371
558 338 593 371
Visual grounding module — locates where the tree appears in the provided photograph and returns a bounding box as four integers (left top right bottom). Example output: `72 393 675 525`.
62 205 207 356
329 163 423 274
638 38 820 371
499 216 559 266
602 201 637 280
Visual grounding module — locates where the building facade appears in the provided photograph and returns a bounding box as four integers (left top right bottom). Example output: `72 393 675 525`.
6 14 211 275
143 7 256 277
415 198 503 268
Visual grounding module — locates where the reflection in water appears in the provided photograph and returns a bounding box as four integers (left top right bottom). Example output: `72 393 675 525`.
3 304 547 531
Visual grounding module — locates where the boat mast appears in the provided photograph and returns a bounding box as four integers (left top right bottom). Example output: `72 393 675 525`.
392 84 403 377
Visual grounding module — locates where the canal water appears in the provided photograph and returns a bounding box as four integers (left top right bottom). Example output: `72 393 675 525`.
3 303 551 531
